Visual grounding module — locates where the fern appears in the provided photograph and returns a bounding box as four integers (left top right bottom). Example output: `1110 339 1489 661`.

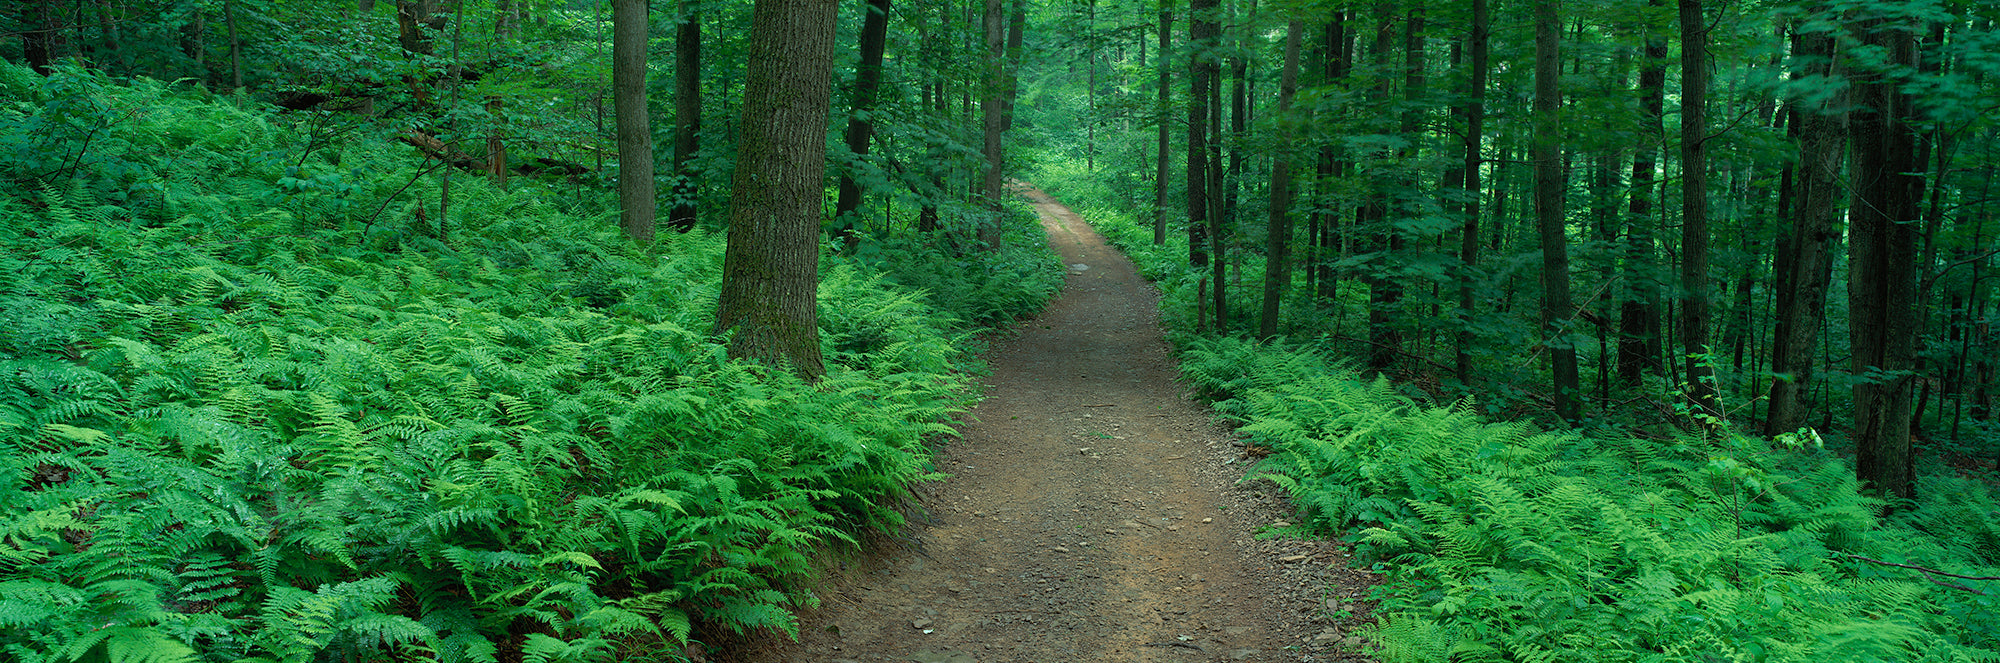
1 60 1059 661
1182 336 2000 661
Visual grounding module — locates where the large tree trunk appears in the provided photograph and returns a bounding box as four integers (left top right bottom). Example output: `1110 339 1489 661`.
1259 22 1303 341
1153 5 1172 246
1678 0 1719 419
668 0 703 233
612 0 657 242
713 0 839 381
834 0 891 248
1765 19 1844 437
1847 14 1923 504
1535 0 1577 422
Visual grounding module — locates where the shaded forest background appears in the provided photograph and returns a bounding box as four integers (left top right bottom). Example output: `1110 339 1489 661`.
2 0 1998 660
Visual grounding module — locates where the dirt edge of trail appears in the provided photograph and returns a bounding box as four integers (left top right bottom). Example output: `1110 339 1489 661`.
722 184 1382 663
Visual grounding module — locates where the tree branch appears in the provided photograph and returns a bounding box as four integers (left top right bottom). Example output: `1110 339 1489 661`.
1842 554 1997 595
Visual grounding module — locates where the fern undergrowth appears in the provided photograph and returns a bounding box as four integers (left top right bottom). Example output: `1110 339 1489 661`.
1182 336 2000 662
0 63 1061 663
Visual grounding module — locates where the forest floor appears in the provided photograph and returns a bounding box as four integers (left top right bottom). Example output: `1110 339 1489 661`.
723 184 1383 663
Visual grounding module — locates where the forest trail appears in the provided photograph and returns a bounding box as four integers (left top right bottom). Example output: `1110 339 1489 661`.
730 184 1377 663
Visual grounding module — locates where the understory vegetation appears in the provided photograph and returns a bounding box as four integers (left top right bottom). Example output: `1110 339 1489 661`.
0 63 1061 662
1042 178 2000 661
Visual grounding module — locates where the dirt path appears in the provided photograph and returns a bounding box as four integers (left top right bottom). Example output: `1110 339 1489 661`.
730 185 1378 663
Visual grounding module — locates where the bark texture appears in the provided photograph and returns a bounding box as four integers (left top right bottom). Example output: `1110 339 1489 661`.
1258 22 1302 341
1535 0 1577 422
1679 0 1719 419
612 0 656 242
1846 15 1922 504
1765 20 1844 436
669 0 702 233
712 0 839 380
834 0 891 248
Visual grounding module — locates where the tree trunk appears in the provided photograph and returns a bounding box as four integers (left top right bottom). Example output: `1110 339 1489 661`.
1364 6 1400 372
713 0 839 381
225 0 245 88
1002 0 1026 133
397 0 444 55
668 0 703 233
1847 14 1923 504
1314 16 1346 304
182 9 206 79
979 0 1006 249
1186 0 1217 269
1534 0 1576 422
1259 22 1302 342
834 0 891 249
1619 0 1667 385
486 96 508 188
1154 5 1172 246
612 0 657 242
1678 0 1719 420
22 2 63 76
1765 18 1844 436
1456 0 1487 382
93 0 122 73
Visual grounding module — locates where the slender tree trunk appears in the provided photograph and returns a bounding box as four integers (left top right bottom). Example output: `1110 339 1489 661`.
712 0 839 381
225 0 244 88
1002 0 1026 133
1186 0 1217 269
1847 14 1923 504
668 0 703 233
1364 6 1400 371
979 0 1006 249
1085 0 1098 171
1534 0 1576 422
1154 4 1172 246
181 10 206 79
1619 0 1667 385
1314 16 1346 304
1679 0 1719 420
612 0 656 242
1259 22 1303 341
1455 0 1487 382
834 0 891 249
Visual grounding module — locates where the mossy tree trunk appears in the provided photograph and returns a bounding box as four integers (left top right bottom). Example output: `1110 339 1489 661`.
712 0 838 381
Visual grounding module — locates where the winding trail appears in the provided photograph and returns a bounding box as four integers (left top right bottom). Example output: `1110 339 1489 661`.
733 185 1375 663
